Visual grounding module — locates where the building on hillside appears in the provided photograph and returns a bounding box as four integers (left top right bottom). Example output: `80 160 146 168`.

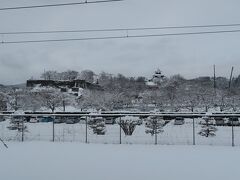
152 69 165 84
26 79 103 96
146 69 165 89
145 81 158 89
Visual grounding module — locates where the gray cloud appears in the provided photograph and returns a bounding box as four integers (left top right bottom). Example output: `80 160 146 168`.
1 0 240 84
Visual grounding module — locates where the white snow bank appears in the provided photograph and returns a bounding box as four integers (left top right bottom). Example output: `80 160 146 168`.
0 142 239 180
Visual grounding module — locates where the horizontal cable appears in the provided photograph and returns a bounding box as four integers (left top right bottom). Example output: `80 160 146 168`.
1 29 240 44
1 23 240 35
0 0 124 11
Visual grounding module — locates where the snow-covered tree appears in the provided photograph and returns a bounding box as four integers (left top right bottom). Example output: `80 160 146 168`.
0 92 7 111
61 70 79 80
141 90 165 111
7 89 27 111
98 71 113 88
145 116 165 144
41 70 59 80
8 118 27 133
23 91 42 112
198 117 217 137
145 116 165 136
117 116 142 136
37 88 65 112
77 90 126 111
163 75 184 111
178 84 200 112
8 111 27 138
79 70 95 83
88 117 106 135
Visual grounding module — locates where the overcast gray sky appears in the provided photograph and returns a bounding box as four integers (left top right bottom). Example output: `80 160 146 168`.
1 0 240 85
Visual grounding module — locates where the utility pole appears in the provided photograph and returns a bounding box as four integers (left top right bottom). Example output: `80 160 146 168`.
229 67 234 90
213 65 216 95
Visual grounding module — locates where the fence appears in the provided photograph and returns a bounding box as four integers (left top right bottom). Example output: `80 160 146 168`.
0 113 240 147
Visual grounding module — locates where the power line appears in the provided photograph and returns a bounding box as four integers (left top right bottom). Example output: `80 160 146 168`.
2 29 240 44
1 23 240 35
0 0 124 11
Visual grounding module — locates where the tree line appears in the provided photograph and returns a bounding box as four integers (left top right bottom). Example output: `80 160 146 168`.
1 70 240 112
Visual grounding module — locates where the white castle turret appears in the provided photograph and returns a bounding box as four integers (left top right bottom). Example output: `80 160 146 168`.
152 69 164 84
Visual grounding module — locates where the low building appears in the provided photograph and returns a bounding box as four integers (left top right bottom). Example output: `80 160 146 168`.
27 79 102 90
26 79 103 96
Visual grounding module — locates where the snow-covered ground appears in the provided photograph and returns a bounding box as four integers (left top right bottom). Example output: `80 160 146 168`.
0 142 239 180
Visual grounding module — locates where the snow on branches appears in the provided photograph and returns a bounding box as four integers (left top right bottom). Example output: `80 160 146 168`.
145 116 165 136
34 87 66 112
117 116 142 136
198 117 217 137
88 117 106 135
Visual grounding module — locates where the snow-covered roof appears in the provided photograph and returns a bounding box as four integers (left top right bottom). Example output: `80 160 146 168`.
146 81 157 86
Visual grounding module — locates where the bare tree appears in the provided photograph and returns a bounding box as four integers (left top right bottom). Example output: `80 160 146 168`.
77 90 126 111
98 71 113 88
61 70 79 80
41 70 59 80
37 88 64 112
79 70 95 83
163 82 179 111
7 89 27 111
24 91 43 112
198 88 214 112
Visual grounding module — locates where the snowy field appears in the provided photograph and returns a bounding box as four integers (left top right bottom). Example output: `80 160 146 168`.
1 118 240 146
0 142 240 180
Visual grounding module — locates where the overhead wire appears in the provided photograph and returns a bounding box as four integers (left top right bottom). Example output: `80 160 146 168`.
0 0 124 11
1 23 240 35
2 29 240 44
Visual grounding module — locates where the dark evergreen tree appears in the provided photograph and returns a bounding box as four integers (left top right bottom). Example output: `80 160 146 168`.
199 117 217 137
88 117 106 135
